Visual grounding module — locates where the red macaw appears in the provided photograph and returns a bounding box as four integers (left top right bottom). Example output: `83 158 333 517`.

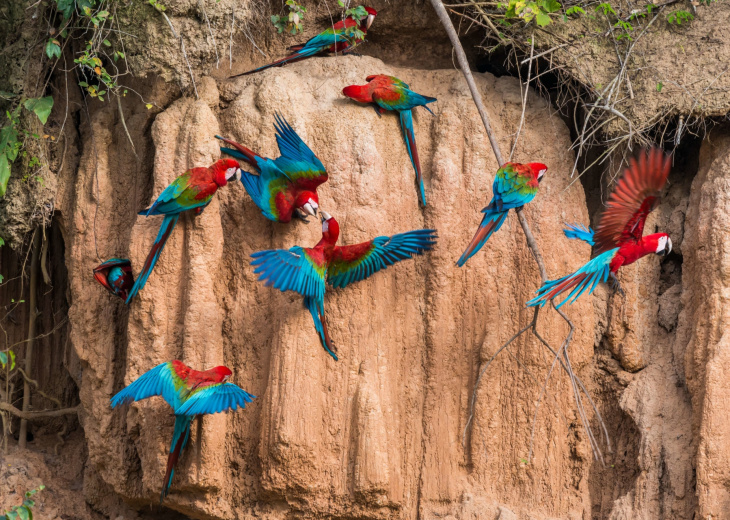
93 258 134 301
342 75 437 206
251 211 437 360
111 361 255 502
216 113 327 223
231 7 378 77
458 161 548 266
528 148 672 308
125 159 241 304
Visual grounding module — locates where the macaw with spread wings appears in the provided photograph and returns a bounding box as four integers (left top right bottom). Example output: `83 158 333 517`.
528 148 672 308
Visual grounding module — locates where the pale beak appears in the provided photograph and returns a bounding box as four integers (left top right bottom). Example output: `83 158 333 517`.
235 169 242 182
366 14 375 29
303 203 316 217
665 237 672 255
320 210 332 221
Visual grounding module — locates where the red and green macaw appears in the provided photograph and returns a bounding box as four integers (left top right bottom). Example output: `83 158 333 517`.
251 211 437 360
125 159 241 304
110 361 255 502
342 75 436 206
93 258 134 301
232 7 377 77
528 148 672 308
216 113 327 223
458 161 548 266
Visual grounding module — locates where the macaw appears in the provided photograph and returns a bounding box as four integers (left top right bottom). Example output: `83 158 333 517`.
216 113 327 223
93 258 134 301
250 211 437 360
110 361 255 502
528 148 672 308
457 161 548 267
231 7 377 77
125 159 241 304
342 75 437 206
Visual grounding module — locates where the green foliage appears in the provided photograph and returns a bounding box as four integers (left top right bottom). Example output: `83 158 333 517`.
148 0 166 13
656 81 663 92
0 96 54 197
503 0 561 26
45 39 62 59
667 9 694 24
0 350 15 370
0 485 44 520
271 0 307 34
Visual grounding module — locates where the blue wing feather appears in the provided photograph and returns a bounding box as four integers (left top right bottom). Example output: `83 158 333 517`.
110 362 183 411
563 223 595 246
251 246 326 300
177 383 255 416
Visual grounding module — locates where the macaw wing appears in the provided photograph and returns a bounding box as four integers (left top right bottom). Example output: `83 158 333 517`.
300 25 352 52
110 362 184 410
272 113 328 190
593 148 671 254
177 383 255 416
372 86 429 112
251 246 326 300
143 172 192 215
366 75 410 88
492 163 539 210
327 229 437 289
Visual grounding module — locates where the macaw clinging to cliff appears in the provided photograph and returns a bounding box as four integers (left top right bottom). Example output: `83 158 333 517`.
216 113 327 223
457 161 548 267
231 7 378 77
111 361 255 502
528 148 672 308
343 75 437 206
251 211 437 360
93 258 135 301
125 159 241 304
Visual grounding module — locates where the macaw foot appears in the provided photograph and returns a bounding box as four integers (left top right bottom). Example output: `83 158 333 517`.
195 206 205 216
294 208 310 223
609 273 625 297
372 105 382 118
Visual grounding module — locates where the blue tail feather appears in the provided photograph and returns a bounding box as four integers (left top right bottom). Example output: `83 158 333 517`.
399 109 426 206
305 297 338 361
161 415 192 502
456 209 508 267
126 214 179 304
563 223 595 246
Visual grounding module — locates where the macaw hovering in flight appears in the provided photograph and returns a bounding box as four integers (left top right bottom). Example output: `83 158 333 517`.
216 113 327 223
457 161 548 267
111 361 255 502
231 7 377 77
125 159 241 304
528 148 672 308
251 211 437 360
342 75 436 206
93 258 134 301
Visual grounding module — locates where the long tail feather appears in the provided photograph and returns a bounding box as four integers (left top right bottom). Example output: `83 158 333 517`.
305 297 338 361
526 248 618 308
399 110 426 206
228 51 313 77
126 214 179 304
161 415 193 503
456 210 508 267
215 136 260 171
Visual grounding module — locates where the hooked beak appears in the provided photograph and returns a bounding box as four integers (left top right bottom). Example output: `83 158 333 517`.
225 167 239 181
660 237 673 256
320 210 332 222
302 203 317 217
366 14 375 29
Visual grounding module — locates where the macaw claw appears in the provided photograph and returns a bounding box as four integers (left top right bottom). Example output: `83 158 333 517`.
609 273 625 297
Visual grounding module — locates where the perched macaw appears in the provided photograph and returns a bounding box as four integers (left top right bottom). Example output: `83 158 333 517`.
251 211 437 360
342 75 436 206
231 7 377 77
125 159 241 304
110 361 255 502
528 148 672 308
457 161 548 266
216 113 327 223
93 258 134 301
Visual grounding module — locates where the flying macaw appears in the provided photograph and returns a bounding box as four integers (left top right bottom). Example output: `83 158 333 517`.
231 7 378 77
93 258 134 301
457 161 548 267
251 211 437 360
110 361 255 502
528 148 672 308
216 113 327 223
125 159 241 304
342 75 436 206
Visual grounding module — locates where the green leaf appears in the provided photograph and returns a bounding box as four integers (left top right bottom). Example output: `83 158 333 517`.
23 97 54 125
0 91 17 99
16 506 29 520
566 5 585 15
102 39 111 47
9 350 15 370
5 511 17 520
656 81 663 92
0 125 18 155
0 154 11 197
540 0 561 13
535 9 552 26
0 352 6 368
45 40 62 60
0 236 4 246
56 0 75 19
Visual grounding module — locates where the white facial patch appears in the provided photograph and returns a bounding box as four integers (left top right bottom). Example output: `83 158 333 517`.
225 167 238 180
656 235 668 253
538 168 547 179
322 220 329 233
308 198 318 209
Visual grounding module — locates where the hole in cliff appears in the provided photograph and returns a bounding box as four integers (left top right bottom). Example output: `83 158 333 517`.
0 218 81 447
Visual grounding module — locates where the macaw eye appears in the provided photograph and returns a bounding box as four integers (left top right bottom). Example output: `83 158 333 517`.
538 169 547 178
